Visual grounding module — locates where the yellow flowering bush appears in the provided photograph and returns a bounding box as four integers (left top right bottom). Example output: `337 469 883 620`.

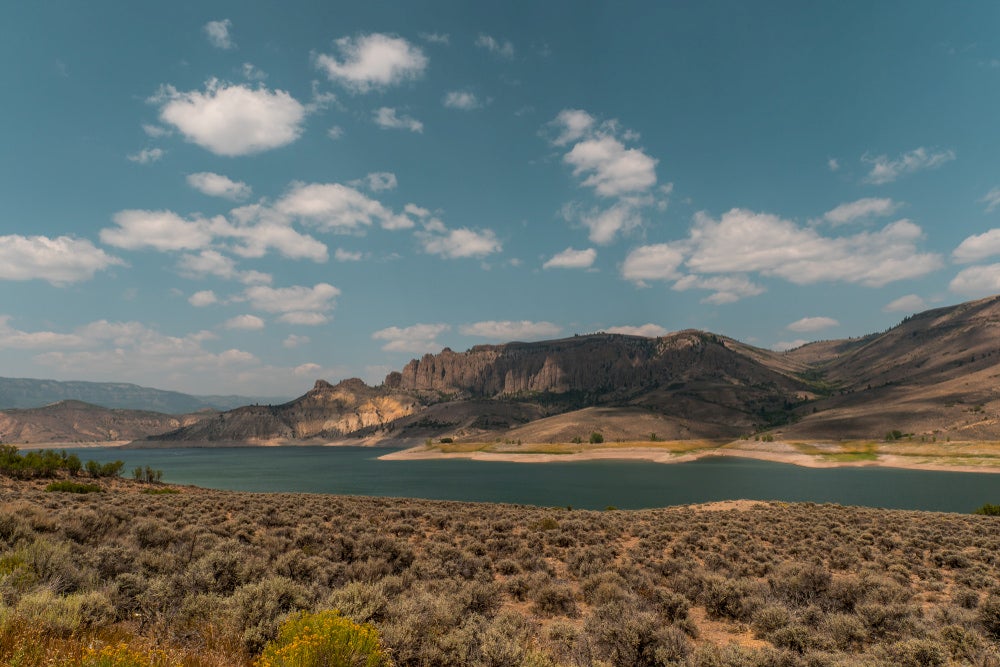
76 642 180 667
257 610 391 667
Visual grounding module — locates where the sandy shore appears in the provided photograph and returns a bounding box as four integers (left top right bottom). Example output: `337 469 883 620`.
378 442 1000 473
10 441 132 450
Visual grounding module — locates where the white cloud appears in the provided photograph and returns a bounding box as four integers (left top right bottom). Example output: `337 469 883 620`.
142 124 170 138
953 229 1000 263
274 182 413 231
101 210 214 251
787 316 839 332
241 62 267 81
294 362 322 377
475 34 514 59
245 283 339 313
188 290 218 307
549 109 595 146
225 314 265 330
278 312 329 325
684 209 942 287
420 32 450 45
177 250 271 285
315 33 427 92
221 205 330 261
203 19 235 49
563 135 658 197
372 323 450 353
671 274 765 304
883 294 927 313
862 147 956 184
327 126 344 140
334 248 363 262
127 147 164 164
980 187 1000 213
827 158 839 172
460 320 560 341
579 202 643 244
283 334 310 348
419 227 501 259
605 324 669 337
949 263 1000 295
0 235 123 285
373 107 423 133
773 339 809 352
443 91 481 110
543 247 596 269
186 172 252 200
621 243 685 285
155 80 306 156
823 198 898 226
405 203 430 218
356 171 397 192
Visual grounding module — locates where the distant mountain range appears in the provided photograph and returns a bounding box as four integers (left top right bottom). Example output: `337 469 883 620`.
141 293 1000 446
4 295 998 447
0 377 290 413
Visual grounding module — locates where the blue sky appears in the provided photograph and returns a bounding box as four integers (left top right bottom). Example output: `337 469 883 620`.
3 1 1000 396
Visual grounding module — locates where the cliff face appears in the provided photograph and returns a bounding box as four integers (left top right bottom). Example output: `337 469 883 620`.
152 379 421 443
385 331 805 400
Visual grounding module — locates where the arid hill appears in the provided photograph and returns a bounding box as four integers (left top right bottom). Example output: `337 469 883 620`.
97 292 1000 446
0 400 210 444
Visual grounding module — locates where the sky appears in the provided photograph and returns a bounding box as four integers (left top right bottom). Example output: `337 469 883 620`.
3 1 1000 396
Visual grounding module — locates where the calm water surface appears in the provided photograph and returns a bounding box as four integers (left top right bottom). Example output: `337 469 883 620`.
65 446 1000 513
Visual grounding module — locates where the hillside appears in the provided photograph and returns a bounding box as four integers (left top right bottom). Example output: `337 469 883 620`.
0 376 288 413
0 400 210 444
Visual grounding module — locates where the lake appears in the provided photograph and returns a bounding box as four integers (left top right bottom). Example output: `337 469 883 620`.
62 446 1000 513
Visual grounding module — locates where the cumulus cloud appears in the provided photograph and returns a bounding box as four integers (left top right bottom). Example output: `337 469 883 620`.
475 34 514 59
222 205 330 261
419 226 501 259
577 202 643 245
354 172 397 192
953 229 1000 264
823 198 898 226
127 147 164 164
883 294 927 313
283 334 310 348
949 263 1000 295
459 320 560 340
563 135 658 197
334 248 363 262
142 124 170 138
543 247 596 270
827 158 840 172
101 210 215 251
671 275 766 305
0 235 124 285
605 324 670 337
274 182 413 231
315 33 427 92
420 32 450 45
787 316 839 332
186 172 252 200
862 147 956 184
177 250 271 285
225 314 265 330
241 62 267 81
549 109 595 146
203 19 235 49
154 80 306 156
244 283 339 325
188 290 218 307
372 323 450 353
443 91 482 110
621 244 685 285
373 107 423 133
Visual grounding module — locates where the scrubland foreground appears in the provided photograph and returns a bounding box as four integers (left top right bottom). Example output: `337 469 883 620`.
2 480 1000 666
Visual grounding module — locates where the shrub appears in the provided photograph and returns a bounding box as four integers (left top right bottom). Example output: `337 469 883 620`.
256 609 390 667
589 432 604 444
973 503 1000 516
45 481 103 494
78 641 175 666
979 595 1000 640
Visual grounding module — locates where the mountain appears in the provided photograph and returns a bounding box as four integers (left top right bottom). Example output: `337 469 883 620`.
127 293 1000 446
0 400 211 444
0 377 288 413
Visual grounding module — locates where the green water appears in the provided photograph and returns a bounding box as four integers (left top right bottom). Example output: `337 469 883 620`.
66 446 1000 513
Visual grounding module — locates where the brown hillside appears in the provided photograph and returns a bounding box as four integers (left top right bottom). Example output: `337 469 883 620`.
0 400 209 444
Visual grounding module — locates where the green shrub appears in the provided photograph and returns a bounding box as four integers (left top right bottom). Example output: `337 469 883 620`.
141 488 179 495
973 503 1000 516
256 609 390 667
45 481 103 494
589 432 604 444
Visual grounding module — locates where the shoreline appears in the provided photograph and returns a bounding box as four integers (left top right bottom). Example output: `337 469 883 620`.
378 442 1000 474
